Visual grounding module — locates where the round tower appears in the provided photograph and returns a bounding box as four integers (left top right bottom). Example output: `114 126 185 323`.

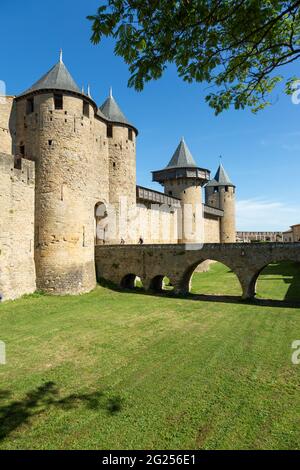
0 95 16 155
98 89 138 243
205 163 236 243
152 138 210 243
14 52 109 294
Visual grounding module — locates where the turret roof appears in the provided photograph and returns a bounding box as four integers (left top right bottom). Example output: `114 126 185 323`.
166 137 197 169
98 88 132 126
19 51 81 97
206 162 235 187
152 137 210 184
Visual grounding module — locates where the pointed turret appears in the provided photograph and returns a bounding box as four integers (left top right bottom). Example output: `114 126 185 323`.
166 137 197 169
152 137 210 185
98 89 133 127
205 162 236 243
206 162 235 188
19 51 80 97
152 138 210 243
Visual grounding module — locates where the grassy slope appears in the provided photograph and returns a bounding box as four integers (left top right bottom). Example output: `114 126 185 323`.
0 263 299 450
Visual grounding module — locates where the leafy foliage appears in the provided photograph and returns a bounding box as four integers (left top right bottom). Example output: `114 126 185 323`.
88 1 300 113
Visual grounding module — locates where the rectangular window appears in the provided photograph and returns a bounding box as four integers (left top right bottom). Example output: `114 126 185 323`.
83 100 89 118
26 98 34 115
107 124 113 138
54 93 63 110
128 128 133 141
20 145 25 156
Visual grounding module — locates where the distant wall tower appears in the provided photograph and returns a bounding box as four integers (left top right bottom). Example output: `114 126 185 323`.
152 138 210 243
205 163 236 243
0 95 16 154
14 53 109 295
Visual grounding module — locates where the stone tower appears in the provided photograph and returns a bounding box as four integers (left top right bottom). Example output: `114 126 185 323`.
205 163 236 243
98 89 138 242
152 138 210 243
0 95 16 155
14 52 109 294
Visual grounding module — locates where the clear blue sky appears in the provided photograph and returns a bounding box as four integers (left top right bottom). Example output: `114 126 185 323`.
2 0 299 231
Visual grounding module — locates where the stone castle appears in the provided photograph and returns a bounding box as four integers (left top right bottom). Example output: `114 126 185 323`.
0 54 236 301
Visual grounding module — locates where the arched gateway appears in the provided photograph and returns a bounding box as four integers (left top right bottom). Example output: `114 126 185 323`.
95 243 300 301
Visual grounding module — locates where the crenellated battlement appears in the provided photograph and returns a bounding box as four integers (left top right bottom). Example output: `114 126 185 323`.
0 152 35 185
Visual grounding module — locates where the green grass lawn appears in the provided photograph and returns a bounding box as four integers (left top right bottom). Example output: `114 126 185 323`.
0 262 299 450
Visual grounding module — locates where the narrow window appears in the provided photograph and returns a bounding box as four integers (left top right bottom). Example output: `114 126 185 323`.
48 140 53 146
83 226 86 247
54 93 63 110
128 128 133 141
225 186 229 192
26 98 34 115
83 100 89 118
113 162 116 168
168 191 173 196
20 144 25 156
14 157 22 169
107 124 113 138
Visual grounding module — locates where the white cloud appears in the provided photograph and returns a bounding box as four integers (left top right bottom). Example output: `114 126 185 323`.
236 198 300 231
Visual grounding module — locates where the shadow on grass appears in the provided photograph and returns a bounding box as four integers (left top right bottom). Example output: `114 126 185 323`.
0 382 123 442
258 262 300 302
97 278 300 309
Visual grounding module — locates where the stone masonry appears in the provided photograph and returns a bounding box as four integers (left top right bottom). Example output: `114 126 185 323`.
95 243 300 300
0 53 237 301
0 153 36 300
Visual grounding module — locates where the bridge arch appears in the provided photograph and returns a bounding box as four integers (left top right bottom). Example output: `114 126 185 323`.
249 259 300 301
149 275 173 293
95 202 108 245
150 275 165 292
176 258 243 297
121 273 143 290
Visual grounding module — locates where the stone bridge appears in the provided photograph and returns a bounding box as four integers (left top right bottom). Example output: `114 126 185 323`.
95 243 300 300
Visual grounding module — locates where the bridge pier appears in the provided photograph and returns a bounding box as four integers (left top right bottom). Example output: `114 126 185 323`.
240 279 256 300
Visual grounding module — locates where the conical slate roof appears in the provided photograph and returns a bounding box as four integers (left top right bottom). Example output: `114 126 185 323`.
99 89 132 126
206 162 235 187
19 52 80 97
166 137 197 169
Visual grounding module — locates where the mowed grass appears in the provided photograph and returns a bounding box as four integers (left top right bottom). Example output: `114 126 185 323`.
0 262 300 450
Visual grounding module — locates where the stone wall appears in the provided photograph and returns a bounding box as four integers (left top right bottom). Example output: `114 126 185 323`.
135 203 178 244
292 225 300 242
100 203 221 245
0 96 15 154
0 153 36 300
204 215 220 243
